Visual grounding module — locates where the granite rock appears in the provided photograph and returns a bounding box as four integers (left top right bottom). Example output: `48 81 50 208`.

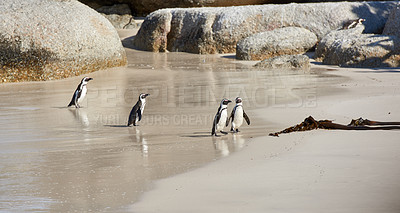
315 26 400 67
236 27 317 60
133 1 396 53
0 0 127 82
383 6 400 37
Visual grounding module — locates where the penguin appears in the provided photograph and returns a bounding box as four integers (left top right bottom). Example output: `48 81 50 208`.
127 93 150 126
340 18 365 30
226 97 250 133
67 76 93 108
211 98 232 136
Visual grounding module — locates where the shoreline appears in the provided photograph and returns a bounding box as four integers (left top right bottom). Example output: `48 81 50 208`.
131 65 400 212
2 27 399 212
1 31 322 211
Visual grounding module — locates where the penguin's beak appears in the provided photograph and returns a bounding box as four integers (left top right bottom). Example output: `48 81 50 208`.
228 100 232 103
145 94 150 97
88 78 93 81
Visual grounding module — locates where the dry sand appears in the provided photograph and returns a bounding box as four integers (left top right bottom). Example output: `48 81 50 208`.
132 65 400 212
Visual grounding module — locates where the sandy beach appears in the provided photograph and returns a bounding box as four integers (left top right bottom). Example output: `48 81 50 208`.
132 65 400 212
0 29 325 211
1 28 400 212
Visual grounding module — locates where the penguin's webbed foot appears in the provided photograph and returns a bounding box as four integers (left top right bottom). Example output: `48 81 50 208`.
236 129 240 133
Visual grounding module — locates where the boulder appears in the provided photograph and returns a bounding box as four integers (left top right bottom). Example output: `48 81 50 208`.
254 54 310 69
315 25 365 62
97 4 137 29
236 27 317 60
383 6 400 37
133 1 396 54
96 4 132 15
79 0 274 16
0 0 127 82
100 14 137 29
315 26 400 67
78 0 391 16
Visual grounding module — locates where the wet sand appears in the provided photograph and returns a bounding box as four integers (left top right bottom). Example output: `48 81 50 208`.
0 30 342 212
132 65 400 212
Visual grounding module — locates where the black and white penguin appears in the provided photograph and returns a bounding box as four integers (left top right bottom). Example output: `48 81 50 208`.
211 98 232 136
67 76 93 108
340 18 365 30
226 97 250 133
127 93 150 126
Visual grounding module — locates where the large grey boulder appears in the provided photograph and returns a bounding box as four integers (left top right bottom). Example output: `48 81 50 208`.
133 1 396 54
383 6 400 37
79 0 273 16
315 26 400 67
236 27 317 60
315 25 365 62
0 0 127 83
79 0 392 16
97 4 137 29
100 14 137 29
254 54 310 70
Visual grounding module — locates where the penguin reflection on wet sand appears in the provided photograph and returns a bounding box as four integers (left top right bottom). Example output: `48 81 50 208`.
68 77 93 108
212 98 232 136
128 93 150 126
226 97 250 133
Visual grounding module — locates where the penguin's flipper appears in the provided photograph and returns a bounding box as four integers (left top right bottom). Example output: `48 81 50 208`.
243 110 250 125
128 108 136 126
212 113 218 136
226 109 234 127
137 109 142 121
76 85 83 100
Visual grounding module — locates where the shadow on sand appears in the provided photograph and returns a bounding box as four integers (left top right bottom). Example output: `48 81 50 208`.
181 131 212 138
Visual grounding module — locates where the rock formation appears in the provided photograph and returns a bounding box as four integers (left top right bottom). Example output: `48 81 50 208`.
0 0 127 82
133 1 396 54
315 20 400 67
78 0 391 16
79 0 274 16
236 27 317 60
383 6 400 37
96 4 137 29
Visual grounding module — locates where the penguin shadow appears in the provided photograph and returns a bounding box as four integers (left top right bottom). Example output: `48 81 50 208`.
104 124 130 128
53 106 72 109
181 131 213 138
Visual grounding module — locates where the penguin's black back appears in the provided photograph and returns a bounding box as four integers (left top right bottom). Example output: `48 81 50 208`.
128 100 142 126
68 83 82 107
211 106 223 135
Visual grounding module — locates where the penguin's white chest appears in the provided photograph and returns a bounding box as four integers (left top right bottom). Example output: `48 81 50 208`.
233 106 244 128
136 100 146 122
216 109 227 131
77 86 87 104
